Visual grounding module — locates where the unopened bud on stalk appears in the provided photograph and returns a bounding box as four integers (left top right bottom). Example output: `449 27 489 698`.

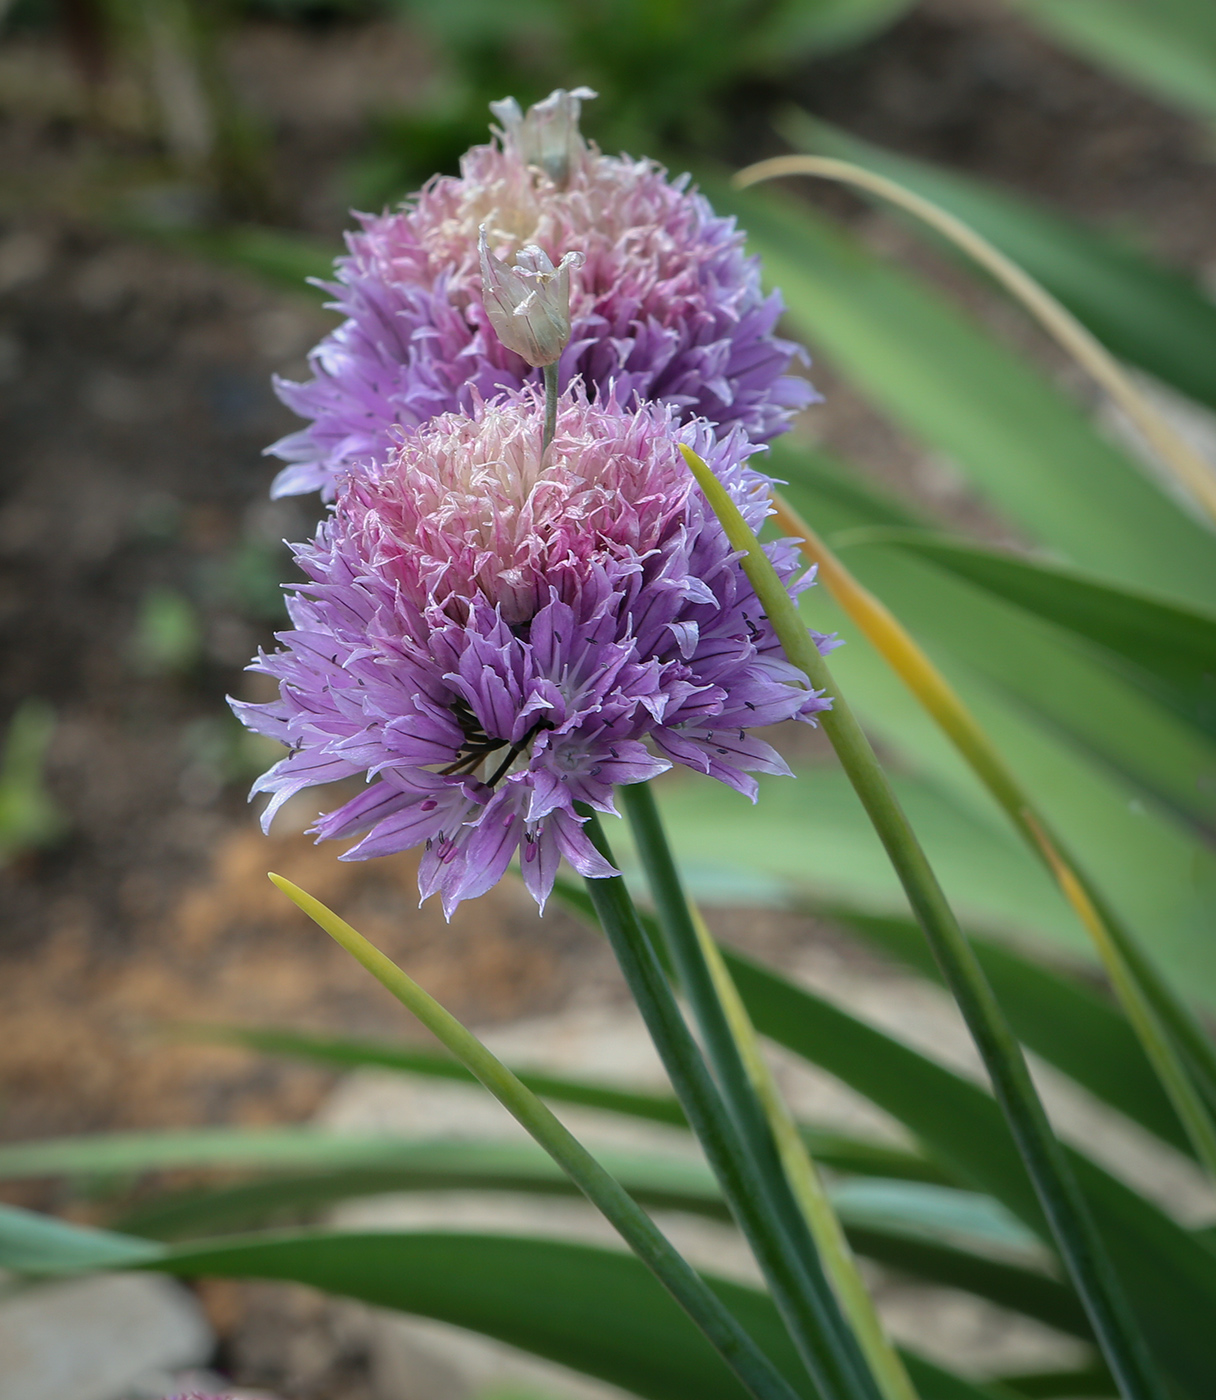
490 86 597 188
479 227 584 368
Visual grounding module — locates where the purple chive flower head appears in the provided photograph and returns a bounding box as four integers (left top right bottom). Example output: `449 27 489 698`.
268 88 815 499
235 389 833 915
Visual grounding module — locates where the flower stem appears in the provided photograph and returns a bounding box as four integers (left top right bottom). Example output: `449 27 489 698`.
622 781 919 1400
267 872 804 1400
542 361 559 459
769 490 1216 1183
681 444 1168 1400
578 810 881 1400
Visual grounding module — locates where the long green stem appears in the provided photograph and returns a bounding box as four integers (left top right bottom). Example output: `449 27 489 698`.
622 782 919 1400
542 361 559 458
681 445 1167 1400
577 814 881 1400
769 491 1216 1180
737 149 1216 1161
267 873 803 1400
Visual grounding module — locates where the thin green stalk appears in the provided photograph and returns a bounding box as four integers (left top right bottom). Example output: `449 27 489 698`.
768 492 1216 1179
577 814 882 1400
681 445 1167 1400
622 782 919 1400
542 361 559 457
267 873 803 1400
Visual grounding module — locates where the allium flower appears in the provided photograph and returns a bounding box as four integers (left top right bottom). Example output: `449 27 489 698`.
235 390 833 915
268 89 815 499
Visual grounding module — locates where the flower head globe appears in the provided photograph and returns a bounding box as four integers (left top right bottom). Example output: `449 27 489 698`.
235 389 834 915
268 88 815 499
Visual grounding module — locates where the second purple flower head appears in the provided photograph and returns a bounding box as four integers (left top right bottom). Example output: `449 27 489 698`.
235 389 833 915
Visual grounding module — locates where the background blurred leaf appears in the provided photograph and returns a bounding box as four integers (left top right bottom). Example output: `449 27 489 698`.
147 1228 1003 1400
780 112 1216 413
827 534 1216 835
0 1203 161 1273
750 442 1216 1000
130 586 203 676
631 765 1078 941
833 910 1195 1155
0 1206 1005 1400
996 0 1216 126
708 178 1216 609
844 529 1216 741
0 700 66 864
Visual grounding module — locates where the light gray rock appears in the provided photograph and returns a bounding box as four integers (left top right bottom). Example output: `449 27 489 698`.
0 1273 213 1400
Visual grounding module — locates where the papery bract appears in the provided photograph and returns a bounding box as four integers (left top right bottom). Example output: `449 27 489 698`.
478 227 583 367
235 390 834 914
268 90 815 499
490 85 597 188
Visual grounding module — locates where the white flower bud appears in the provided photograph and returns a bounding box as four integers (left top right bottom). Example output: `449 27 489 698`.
479 226 584 368
489 87 598 189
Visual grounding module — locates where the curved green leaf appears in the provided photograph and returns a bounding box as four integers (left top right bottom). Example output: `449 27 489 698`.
707 179 1216 610
782 113 1216 412
144 1228 1003 1400
722 946 1216 1398
998 0 1216 125
836 529 1216 741
833 911 1195 1158
0 1130 718 1203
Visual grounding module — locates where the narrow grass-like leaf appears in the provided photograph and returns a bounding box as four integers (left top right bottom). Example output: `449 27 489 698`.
703 178 1216 608
831 912 1193 1157
997 0 1216 125
781 112 1216 412
268 874 807 1400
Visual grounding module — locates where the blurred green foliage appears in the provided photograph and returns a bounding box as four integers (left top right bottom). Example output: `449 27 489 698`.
130 585 203 676
0 701 67 865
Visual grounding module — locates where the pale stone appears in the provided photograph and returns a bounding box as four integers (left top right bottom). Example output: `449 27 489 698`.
0 1273 212 1400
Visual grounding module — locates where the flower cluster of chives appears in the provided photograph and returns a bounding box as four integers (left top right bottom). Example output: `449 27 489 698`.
235 87 833 914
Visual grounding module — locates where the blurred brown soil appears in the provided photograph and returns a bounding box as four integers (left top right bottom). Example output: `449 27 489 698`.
0 824 605 1153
